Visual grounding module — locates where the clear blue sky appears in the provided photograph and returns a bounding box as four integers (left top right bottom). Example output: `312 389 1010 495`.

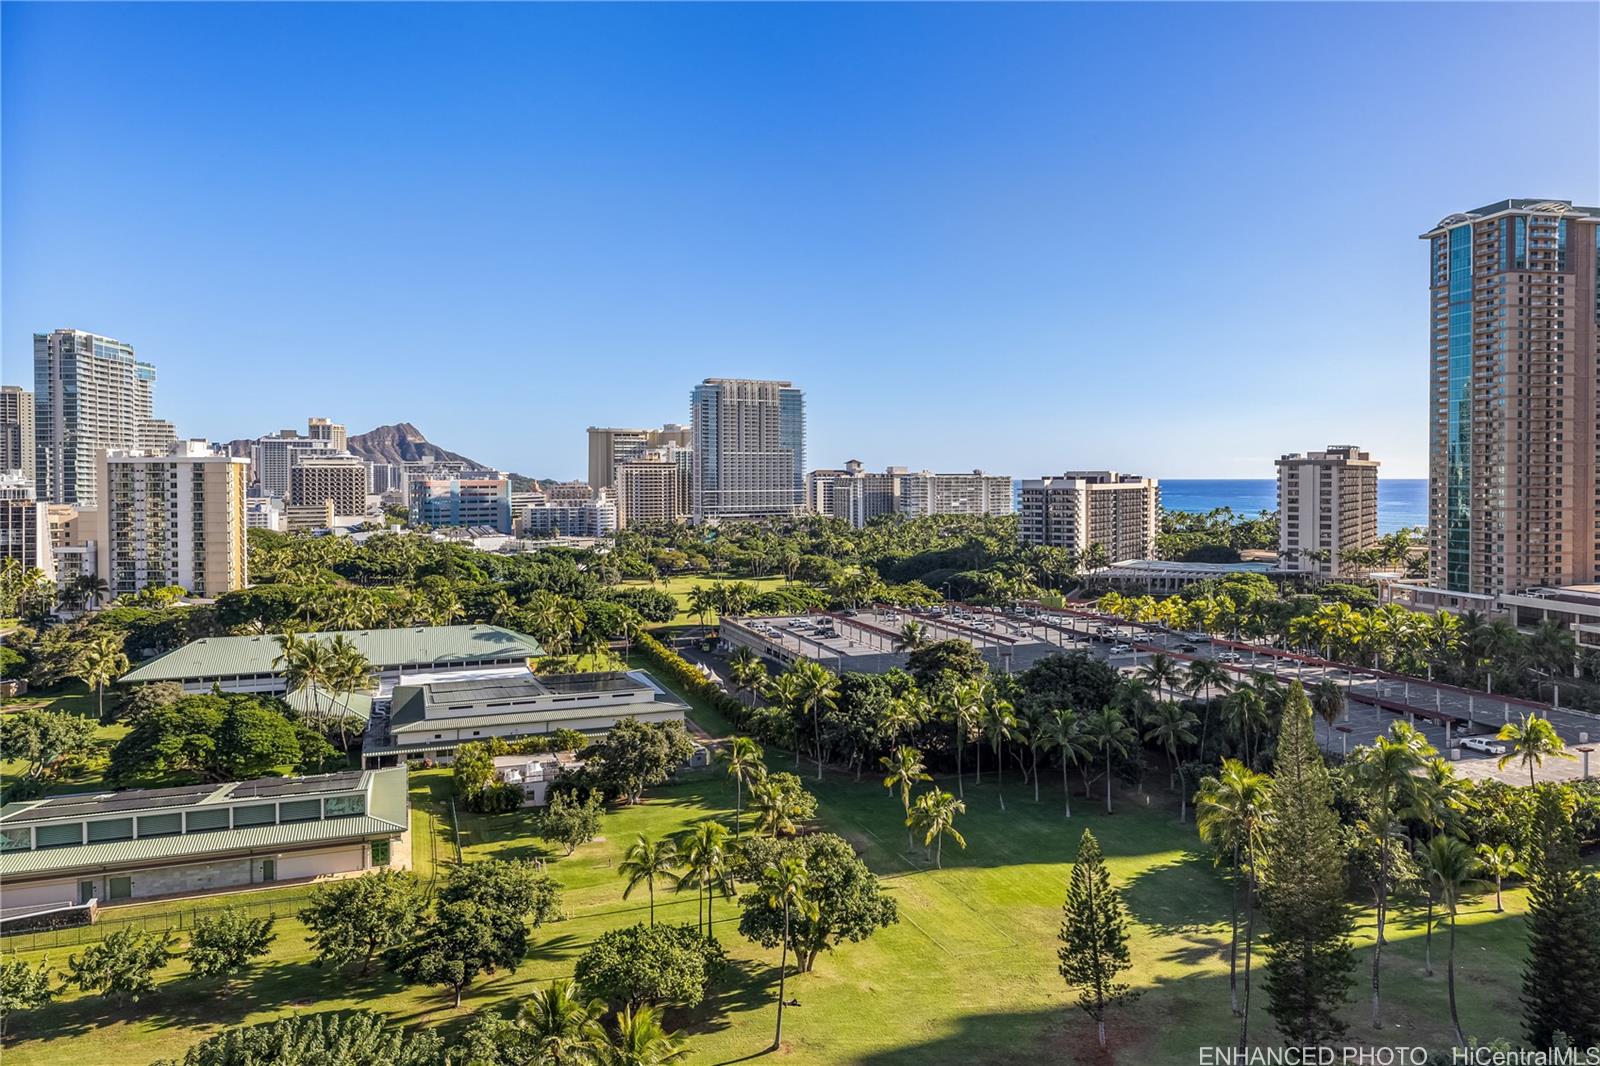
4 3 1595 480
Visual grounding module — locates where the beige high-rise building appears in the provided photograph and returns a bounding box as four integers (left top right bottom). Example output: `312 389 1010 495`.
1276 446 1380 578
94 441 249 598
288 453 368 519
587 424 691 490
896 470 1013 519
1420 199 1600 598
251 430 334 498
690 379 804 521
33 329 164 510
0 473 51 577
614 446 693 528
1017 472 1160 562
307 417 348 453
0 386 35 484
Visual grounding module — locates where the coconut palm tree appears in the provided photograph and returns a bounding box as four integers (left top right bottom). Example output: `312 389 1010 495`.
518 978 607 1065
617 836 681 925
676 820 734 938
895 620 931 653
1144 701 1198 821
1310 677 1345 747
881 745 931 849
686 585 716 629
75 632 129 723
1185 658 1233 754
765 856 815 1051
790 660 839 781
1041 707 1087 818
908 789 966 869
597 1004 689 1066
325 635 375 747
749 775 806 838
727 648 768 707
1083 705 1137 815
720 736 764 836
1138 652 1182 706
1475 842 1519 913
1496 714 1571 787
981 696 1017 809
939 679 985 798
1196 759 1271 1021
1420 835 1485 1047
1221 687 1267 767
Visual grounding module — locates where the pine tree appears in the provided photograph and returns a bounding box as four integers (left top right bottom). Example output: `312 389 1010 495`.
1058 828 1138 1048
1260 683 1355 1048
1522 789 1600 1048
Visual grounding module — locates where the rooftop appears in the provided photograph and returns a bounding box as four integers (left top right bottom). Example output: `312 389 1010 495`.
1092 559 1273 575
121 624 545 685
1 770 369 825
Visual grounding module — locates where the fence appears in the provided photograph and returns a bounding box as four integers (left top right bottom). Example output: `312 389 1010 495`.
1 883 322 954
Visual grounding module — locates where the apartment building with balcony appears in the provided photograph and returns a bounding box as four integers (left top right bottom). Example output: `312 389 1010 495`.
1276 445 1381 578
1 385 35 485
690 379 804 521
288 453 369 520
1017 472 1159 562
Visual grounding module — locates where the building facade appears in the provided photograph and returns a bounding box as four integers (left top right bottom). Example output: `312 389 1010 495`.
93 441 250 598
586 424 691 490
1421 199 1600 596
522 492 617 538
412 477 513 533
32 329 163 511
0 385 35 485
614 446 693 528
1276 445 1381 578
288 453 369 519
306 417 348 453
0 473 51 577
690 378 805 521
896 470 1013 519
251 430 334 499
1017 472 1160 562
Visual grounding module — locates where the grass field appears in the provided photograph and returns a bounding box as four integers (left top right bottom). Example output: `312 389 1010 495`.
620 574 792 626
0 757 1530 1065
0 683 127 794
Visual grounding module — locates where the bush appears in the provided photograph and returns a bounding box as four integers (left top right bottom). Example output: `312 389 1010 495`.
153 1010 446 1066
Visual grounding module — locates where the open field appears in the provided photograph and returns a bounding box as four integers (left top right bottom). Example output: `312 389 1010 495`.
0 758 1530 1065
619 574 792 626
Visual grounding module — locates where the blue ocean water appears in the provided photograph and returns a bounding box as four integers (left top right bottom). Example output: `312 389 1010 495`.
1011 479 1428 534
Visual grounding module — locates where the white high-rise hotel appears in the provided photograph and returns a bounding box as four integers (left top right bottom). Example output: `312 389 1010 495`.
690 378 804 521
1276 446 1380 578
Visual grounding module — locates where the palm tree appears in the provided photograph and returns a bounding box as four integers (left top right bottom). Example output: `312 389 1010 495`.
765 856 814 1051
686 585 716 628
1221 687 1267 766
1496 714 1571 787
1420 835 1484 1047
1353 725 1431 1029
1041 707 1087 818
1138 652 1182 705
676 821 733 938
1083 705 1137 815
895 620 931 653
1476 842 1519 913
518 978 607 1065
597 1004 689 1066
720 736 764 836
1144 701 1198 821
881 745 931 849
908 789 966 868
791 660 839 782
1310 678 1345 747
940 679 985 798
77 574 110 612
727 648 768 707
617 835 681 925
75 632 129 722
763 671 806 770
749 775 805 838
1185 658 1233 754
981 697 1017 809
1196 759 1271 1022
324 634 374 747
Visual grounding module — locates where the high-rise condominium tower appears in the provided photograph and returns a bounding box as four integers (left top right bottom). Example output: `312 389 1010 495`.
690 379 804 521
1276 445 1380 579
0 386 35 485
307 417 348 453
33 329 163 510
586 424 691 490
1421 199 1600 597
1017 472 1160 563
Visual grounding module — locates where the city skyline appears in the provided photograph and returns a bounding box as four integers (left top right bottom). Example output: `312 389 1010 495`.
5 4 1596 480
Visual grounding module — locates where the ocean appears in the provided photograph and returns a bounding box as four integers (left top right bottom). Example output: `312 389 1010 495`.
1012 479 1428 534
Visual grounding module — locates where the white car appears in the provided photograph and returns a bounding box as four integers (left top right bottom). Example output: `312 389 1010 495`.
1460 736 1509 756
1109 643 1133 654
1215 651 1243 663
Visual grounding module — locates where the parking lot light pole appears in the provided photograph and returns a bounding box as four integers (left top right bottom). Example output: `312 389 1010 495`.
1581 747 1593 781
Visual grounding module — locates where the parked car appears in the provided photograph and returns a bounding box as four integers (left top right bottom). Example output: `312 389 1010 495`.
1215 651 1243 663
1176 643 1198 653
1110 643 1133 654
1461 736 1510 756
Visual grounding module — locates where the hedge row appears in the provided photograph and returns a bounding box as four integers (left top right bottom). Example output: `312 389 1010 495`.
635 631 755 736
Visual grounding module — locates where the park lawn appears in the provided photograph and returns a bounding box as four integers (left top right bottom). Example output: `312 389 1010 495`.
618 573 792 626
2 759 1531 1066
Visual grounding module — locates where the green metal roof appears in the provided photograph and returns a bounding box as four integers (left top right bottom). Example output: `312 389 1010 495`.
0 768 409 879
121 625 545 684
283 686 375 725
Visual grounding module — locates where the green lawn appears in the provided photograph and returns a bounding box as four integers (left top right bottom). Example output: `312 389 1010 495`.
0 761 1530 1066
1 683 127 794
620 574 792 627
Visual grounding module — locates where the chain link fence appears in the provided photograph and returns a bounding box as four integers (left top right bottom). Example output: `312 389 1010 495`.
1 884 321 954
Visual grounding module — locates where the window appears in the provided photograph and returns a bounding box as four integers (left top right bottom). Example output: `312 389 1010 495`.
371 840 391 866
324 795 365 818
87 818 134 843
137 813 182 838
278 799 321 823
232 804 275 828
186 808 230 832
0 827 31 852
35 823 83 849
108 876 132 901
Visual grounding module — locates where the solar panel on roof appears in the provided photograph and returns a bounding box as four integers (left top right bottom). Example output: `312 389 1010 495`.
4 783 220 823
228 772 365 799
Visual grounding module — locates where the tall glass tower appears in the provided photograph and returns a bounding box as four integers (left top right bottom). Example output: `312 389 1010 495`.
689 378 805 521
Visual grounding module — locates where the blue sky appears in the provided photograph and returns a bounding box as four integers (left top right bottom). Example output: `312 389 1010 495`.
3 3 1595 480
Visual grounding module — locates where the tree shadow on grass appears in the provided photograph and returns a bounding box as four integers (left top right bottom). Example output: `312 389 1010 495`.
1122 846 1232 935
